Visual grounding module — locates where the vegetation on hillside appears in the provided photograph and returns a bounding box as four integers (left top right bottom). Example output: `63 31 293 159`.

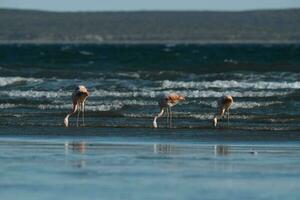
0 9 299 43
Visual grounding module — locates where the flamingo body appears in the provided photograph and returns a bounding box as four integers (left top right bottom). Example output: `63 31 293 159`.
213 95 233 127
153 93 185 128
64 85 89 127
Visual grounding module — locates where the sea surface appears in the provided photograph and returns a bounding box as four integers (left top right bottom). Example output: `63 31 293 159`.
0 43 300 199
0 43 300 130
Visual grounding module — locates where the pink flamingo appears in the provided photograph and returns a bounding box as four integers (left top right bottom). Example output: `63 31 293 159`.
153 93 185 128
64 85 89 127
213 95 233 127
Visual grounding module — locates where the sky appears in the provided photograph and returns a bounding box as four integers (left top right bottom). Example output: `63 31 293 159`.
0 0 299 11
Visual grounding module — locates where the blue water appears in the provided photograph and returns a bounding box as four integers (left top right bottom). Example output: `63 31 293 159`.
0 133 300 200
0 44 300 130
0 44 300 199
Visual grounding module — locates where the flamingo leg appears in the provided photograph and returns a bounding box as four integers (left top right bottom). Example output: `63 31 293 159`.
169 106 172 128
166 107 169 128
153 108 165 128
77 111 80 127
82 102 85 126
77 104 81 127
227 109 230 127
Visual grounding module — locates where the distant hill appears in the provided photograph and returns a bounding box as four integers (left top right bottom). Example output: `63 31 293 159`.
0 9 300 43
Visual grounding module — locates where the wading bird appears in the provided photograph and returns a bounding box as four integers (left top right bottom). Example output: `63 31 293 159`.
213 95 233 127
153 93 185 128
64 85 89 127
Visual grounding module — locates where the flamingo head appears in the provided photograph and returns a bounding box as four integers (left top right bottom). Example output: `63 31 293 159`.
77 85 90 97
213 117 218 127
64 116 69 127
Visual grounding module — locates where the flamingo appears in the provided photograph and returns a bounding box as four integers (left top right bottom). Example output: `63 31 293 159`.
153 93 185 128
213 95 233 127
64 85 89 127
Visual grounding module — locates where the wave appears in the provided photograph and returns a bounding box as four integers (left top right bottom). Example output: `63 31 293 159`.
0 77 43 87
184 113 251 120
0 103 123 111
79 50 93 56
172 90 290 98
0 89 291 99
87 100 156 107
0 90 71 98
0 100 282 112
123 113 221 120
0 103 18 109
38 104 123 111
161 80 300 90
195 100 282 109
1 100 154 111
67 71 300 82
1 73 299 91
92 89 291 98
232 101 282 109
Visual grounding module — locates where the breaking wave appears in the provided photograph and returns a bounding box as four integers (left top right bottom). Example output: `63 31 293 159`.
38 104 123 111
0 90 71 98
0 89 291 100
91 89 290 98
161 80 300 90
0 77 43 87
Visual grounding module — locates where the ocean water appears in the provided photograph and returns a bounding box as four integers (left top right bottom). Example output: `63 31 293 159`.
0 44 300 130
0 43 300 199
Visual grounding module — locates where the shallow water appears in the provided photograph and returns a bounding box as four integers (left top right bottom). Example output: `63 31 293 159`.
0 131 300 200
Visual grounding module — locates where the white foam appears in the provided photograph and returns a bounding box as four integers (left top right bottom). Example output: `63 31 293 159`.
188 113 251 120
90 89 291 98
161 80 300 89
86 104 123 111
38 99 156 111
123 113 153 118
1 87 290 100
123 113 252 120
195 100 282 109
115 72 141 79
94 100 156 106
79 51 93 56
231 101 282 109
0 103 18 109
37 104 71 110
184 113 215 120
38 103 123 111
113 99 156 106
0 77 43 87
179 90 290 98
0 90 71 98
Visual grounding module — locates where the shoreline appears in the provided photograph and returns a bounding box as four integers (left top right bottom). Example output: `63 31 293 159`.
1 126 300 141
